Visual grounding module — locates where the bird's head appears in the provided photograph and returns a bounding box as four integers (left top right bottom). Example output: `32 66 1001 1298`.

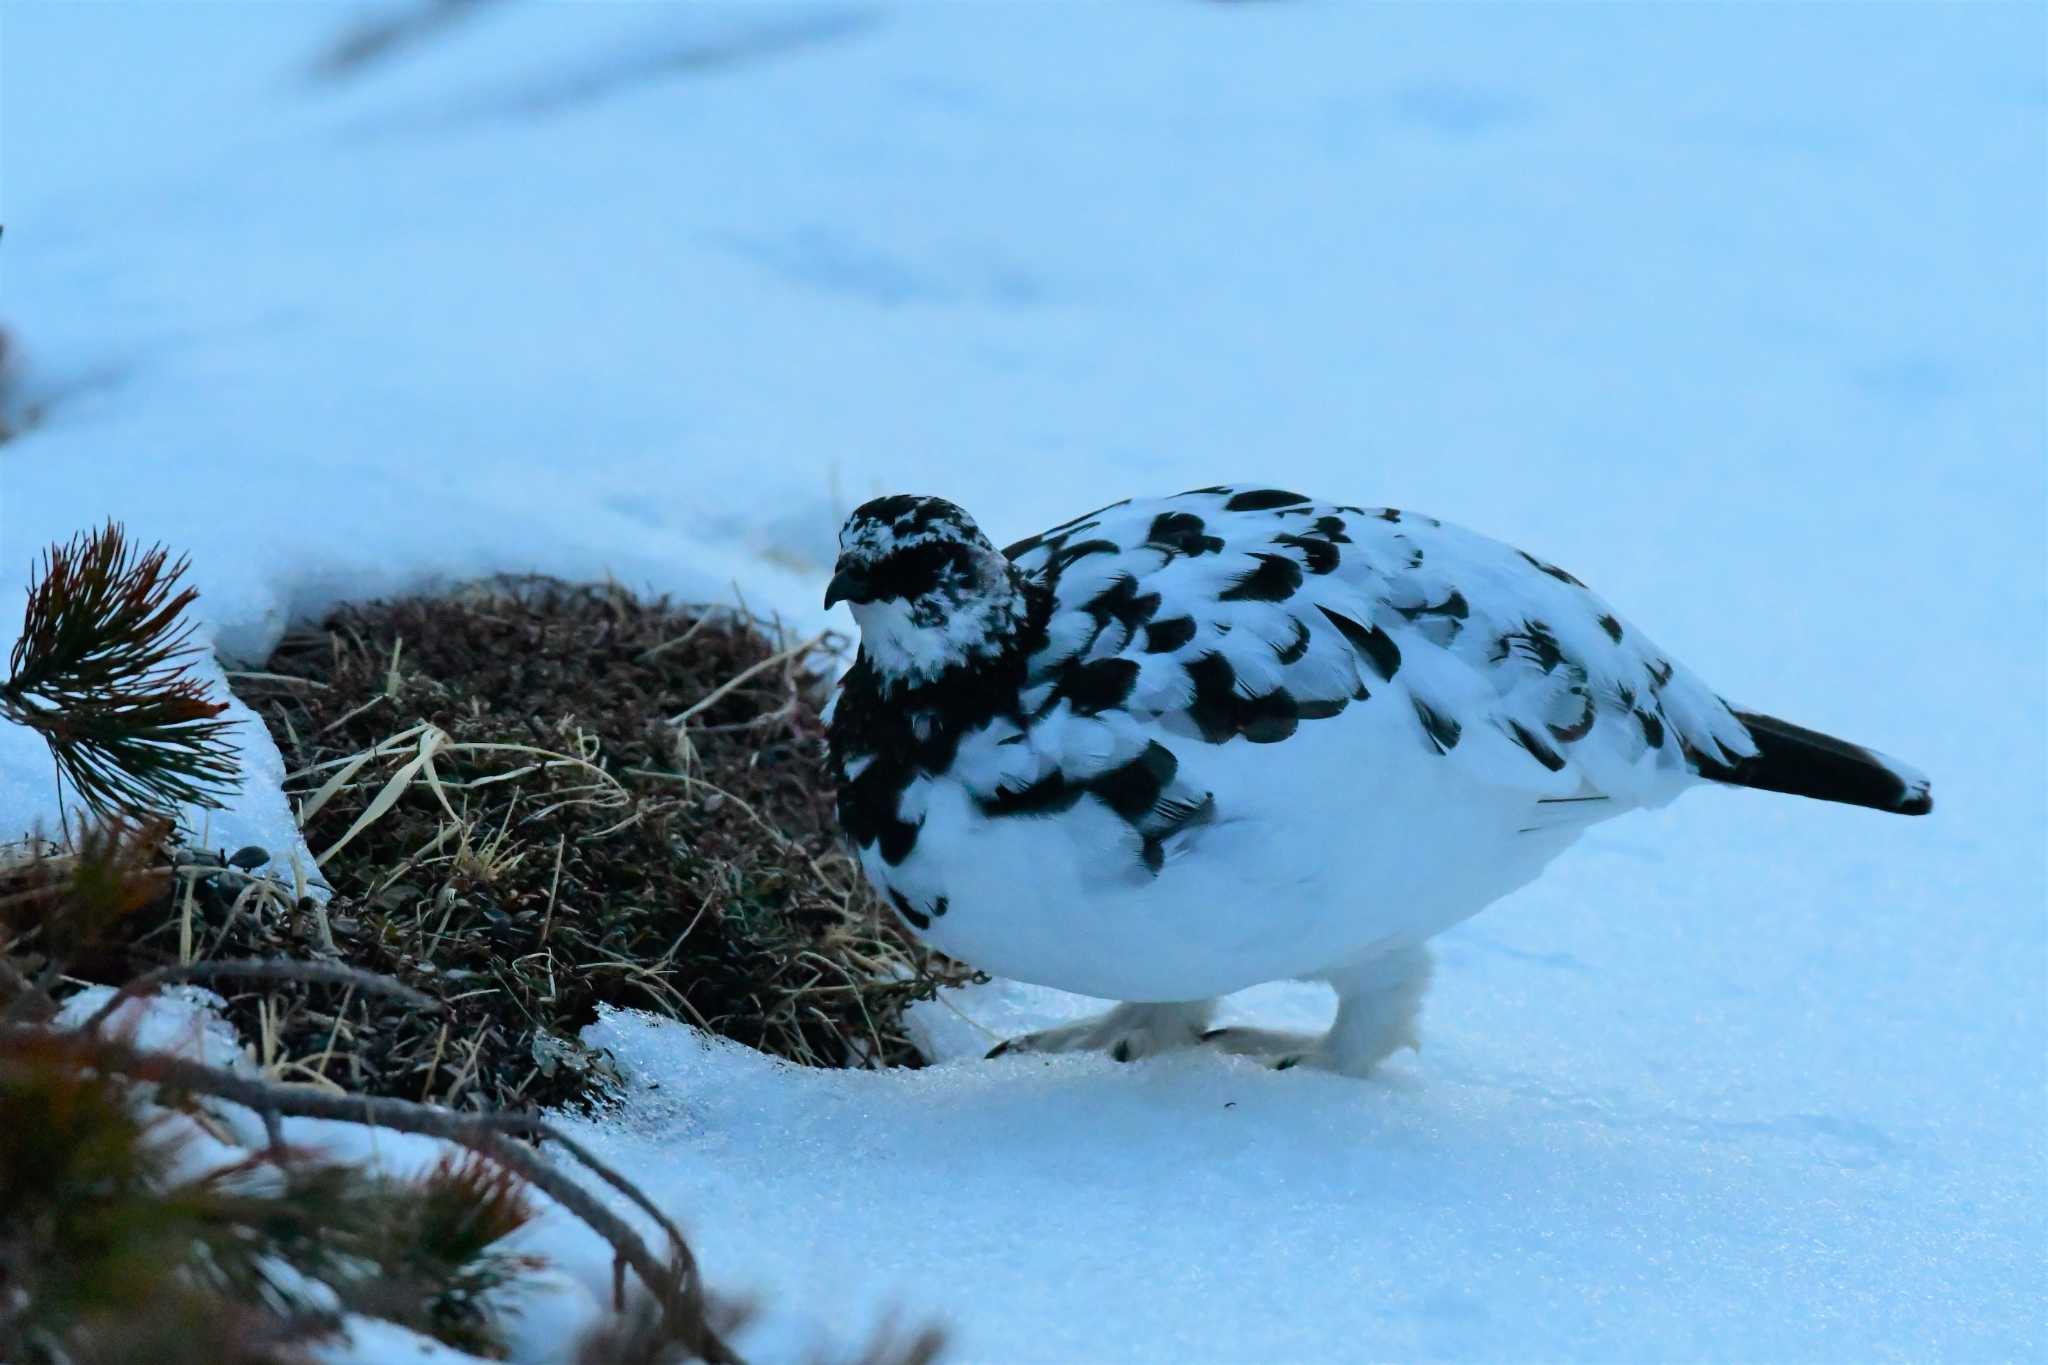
826 494 1030 686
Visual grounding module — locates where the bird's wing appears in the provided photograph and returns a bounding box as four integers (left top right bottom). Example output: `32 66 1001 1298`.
1000 485 1755 809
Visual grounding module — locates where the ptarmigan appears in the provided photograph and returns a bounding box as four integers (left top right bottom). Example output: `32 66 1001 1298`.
824 487 1931 1075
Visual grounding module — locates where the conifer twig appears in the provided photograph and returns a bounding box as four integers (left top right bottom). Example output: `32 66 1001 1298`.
0 1023 742 1365
2 522 239 819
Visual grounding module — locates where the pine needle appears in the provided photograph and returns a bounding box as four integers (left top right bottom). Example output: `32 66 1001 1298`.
1 522 239 820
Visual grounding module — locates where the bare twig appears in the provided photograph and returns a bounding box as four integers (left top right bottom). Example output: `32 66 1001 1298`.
667 632 827 727
84 958 441 1034
636 609 721 664
0 1023 741 1365
222 670 331 690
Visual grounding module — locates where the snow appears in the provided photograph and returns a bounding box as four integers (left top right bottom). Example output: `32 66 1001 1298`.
2 1 2042 1360
56 981 252 1073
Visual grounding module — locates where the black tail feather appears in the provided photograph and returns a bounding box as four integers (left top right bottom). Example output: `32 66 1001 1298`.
1695 710 1932 816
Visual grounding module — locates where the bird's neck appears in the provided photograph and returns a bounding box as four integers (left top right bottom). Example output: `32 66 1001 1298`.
853 568 1045 697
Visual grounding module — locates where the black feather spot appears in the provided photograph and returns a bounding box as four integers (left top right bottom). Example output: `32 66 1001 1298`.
1413 697 1462 753
858 494 926 525
1041 499 1130 535
931 896 949 918
1181 654 1299 744
1143 616 1198 654
1310 516 1352 543
1220 552 1304 603
835 766 890 844
1374 508 1402 522
1597 613 1624 643
1635 707 1666 750
1648 657 1676 689
1183 653 1242 744
1274 616 1313 665
878 817 921 865
1519 550 1587 588
1317 605 1401 681
1083 576 1162 634
1224 488 1311 512
1141 793 1217 874
1154 791 1216 831
1548 689 1596 744
1295 696 1350 720
1274 533 1340 574
999 507 1114 560
857 539 976 603
1003 507 1116 559
1025 529 1071 562
1091 741 1178 820
1089 581 1155 642
978 770 1084 818
1056 657 1140 716
852 495 981 546
1240 688 1300 743
888 889 930 931
1394 590 1469 623
1145 511 1225 558
1492 622 1566 674
1043 538 1121 580
840 762 925 866
1505 719 1568 772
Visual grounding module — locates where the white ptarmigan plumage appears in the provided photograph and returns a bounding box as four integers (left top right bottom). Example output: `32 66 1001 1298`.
824 487 1932 1075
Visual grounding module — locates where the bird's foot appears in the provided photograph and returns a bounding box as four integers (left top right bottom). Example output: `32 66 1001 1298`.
987 999 1214 1063
1201 1019 1419 1077
1199 1026 1326 1071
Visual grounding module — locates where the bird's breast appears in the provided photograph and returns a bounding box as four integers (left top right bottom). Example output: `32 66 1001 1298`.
854 707 1594 1001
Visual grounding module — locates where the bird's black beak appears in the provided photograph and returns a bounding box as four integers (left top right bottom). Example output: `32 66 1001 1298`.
824 565 874 609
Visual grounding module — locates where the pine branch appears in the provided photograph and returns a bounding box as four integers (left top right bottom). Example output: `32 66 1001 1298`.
0 1023 743 1365
1 522 240 820
0 814 172 1006
1 1041 530 1361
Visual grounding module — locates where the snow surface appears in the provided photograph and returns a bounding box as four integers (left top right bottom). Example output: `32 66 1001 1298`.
2 2 2042 1360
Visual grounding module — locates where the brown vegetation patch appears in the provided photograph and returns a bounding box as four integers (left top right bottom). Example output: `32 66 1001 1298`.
17 578 972 1111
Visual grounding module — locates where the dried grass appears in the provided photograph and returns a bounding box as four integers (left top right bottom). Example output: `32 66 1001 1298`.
5 577 973 1111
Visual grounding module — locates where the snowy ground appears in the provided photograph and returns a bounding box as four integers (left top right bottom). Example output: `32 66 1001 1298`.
2 2 2042 1360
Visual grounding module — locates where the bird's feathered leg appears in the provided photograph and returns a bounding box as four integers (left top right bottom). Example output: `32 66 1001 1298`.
1203 944 1434 1076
